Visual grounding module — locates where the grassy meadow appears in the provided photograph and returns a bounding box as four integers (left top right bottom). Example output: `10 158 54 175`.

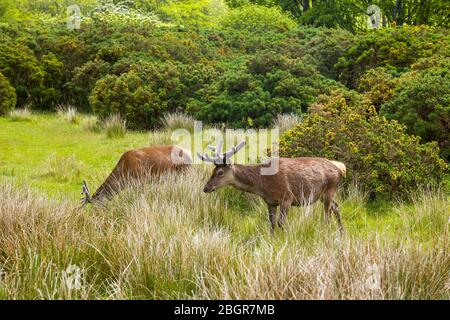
0 112 448 299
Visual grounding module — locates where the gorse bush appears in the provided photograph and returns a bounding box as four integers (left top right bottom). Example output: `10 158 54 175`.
279 90 448 199
335 26 449 88
0 72 16 115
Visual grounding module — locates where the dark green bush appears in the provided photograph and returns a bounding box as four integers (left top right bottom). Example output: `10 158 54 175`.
0 72 16 115
89 61 187 129
380 60 450 160
188 52 341 127
279 90 448 198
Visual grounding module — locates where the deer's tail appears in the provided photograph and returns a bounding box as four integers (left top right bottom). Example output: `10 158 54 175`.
330 161 346 177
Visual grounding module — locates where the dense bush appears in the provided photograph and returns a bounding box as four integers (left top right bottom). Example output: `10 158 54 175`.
279 90 448 198
89 61 186 129
335 26 449 88
188 52 341 127
0 72 16 115
380 60 450 160
221 4 296 34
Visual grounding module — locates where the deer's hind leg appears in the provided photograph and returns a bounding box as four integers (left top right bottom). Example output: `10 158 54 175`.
278 198 292 230
331 200 344 233
322 194 333 224
268 205 277 234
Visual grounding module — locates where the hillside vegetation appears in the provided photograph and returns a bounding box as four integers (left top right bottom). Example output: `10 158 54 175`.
0 0 449 299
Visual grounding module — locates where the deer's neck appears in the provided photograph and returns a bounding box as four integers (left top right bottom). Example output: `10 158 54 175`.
231 164 263 196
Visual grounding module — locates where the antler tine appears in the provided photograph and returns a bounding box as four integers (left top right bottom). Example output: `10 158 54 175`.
80 180 91 207
223 141 246 161
214 140 223 158
196 151 216 163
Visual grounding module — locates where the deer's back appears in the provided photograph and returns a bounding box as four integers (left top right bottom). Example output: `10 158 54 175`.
260 157 343 205
117 145 192 177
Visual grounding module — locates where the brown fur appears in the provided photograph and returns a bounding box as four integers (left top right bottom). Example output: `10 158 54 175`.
91 145 192 202
203 157 345 233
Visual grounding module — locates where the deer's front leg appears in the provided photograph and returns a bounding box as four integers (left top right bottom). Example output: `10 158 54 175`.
268 205 277 234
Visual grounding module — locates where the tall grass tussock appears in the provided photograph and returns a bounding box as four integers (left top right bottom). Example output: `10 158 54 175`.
0 168 448 300
8 107 32 122
162 112 197 132
57 105 80 124
273 113 303 133
103 114 127 139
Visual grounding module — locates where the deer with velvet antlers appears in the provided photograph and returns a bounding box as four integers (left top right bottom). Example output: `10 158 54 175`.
198 141 346 233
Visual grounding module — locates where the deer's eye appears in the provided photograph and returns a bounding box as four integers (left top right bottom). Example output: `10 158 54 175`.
217 170 224 177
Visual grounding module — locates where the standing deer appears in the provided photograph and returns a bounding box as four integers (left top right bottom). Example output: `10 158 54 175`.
198 141 345 233
80 145 192 206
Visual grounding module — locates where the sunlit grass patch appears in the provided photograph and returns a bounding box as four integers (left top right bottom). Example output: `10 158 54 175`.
42 153 84 183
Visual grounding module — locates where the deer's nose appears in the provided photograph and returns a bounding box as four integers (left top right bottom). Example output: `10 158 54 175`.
203 186 210 193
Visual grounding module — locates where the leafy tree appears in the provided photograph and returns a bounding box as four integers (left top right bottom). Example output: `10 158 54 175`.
380 60 450 160
0 72 16 115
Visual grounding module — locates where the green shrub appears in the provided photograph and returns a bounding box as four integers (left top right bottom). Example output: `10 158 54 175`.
188 53 340 128
380 62 450 160
0 72 16 115
358 67 398 111
221 4 296 34
335 26 448 88
89 61 212 129
279 90 448 198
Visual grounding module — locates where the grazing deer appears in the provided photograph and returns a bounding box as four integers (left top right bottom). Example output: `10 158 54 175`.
80 145 192 206
198 141 345 233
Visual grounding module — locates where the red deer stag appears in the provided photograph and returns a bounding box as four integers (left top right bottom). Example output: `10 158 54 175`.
81 145 192 206
198 141 345 233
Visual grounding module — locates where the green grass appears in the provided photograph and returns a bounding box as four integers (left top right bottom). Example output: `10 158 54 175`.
0 113 161 198
0 114 448 299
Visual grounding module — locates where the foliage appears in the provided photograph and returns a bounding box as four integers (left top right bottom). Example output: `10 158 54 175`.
358 67 398 110
221 4 296 33
380 60 450 160
188 52 341 127
0 72 16 115
335 26 449 88
89 61 186 129
279 90 448 198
